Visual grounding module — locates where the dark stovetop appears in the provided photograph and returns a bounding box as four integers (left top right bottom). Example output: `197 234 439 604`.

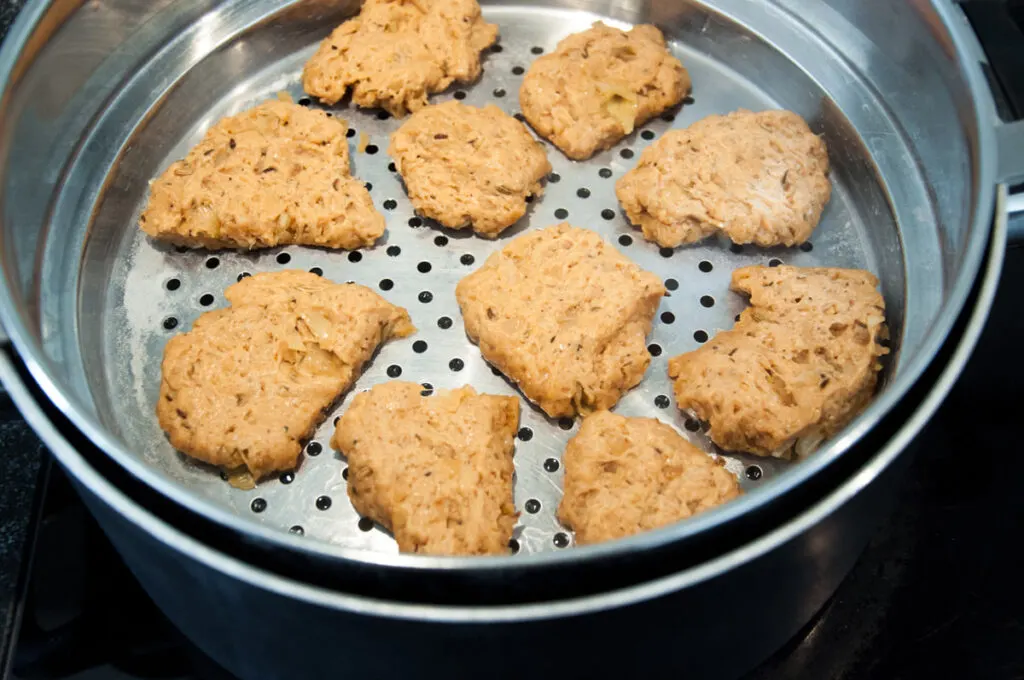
2 2 1024 679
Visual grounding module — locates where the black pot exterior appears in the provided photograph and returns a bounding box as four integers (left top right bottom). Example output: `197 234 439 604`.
77 437 913 680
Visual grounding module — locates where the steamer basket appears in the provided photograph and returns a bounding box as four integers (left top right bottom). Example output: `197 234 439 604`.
0 0 1019 598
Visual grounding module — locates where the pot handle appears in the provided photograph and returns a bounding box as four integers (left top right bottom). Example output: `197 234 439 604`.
962 2 1024 244
1007 192 1024 246
998 120 1024 246
996 120 1024 186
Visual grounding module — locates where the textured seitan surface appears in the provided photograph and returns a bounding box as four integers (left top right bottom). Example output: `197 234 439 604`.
456 223 665 417
559 411 741 545
668 265 888 458
616 109 831 248
157 271 414 480
519 22 689 160
140 100 383 251
302 0 498 117
332 382 519 556
388 101 551 236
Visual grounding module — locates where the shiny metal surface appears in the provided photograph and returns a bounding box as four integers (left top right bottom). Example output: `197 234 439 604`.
1008 191 1024 244
0 195 1005 679
0 0 1016 573
99 5 882 556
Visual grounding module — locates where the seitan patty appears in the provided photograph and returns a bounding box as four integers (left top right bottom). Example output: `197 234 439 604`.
456 223 665 417
302 0 498 117
668 265 888 458
559 411 741 545
388 101 551 236
157 271 414 481
616 109 831 248
140 99 383 251
332 382 519 556
519 22 690 160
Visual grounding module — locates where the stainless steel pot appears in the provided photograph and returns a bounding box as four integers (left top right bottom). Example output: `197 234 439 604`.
0 0 1021 675
0 206 1006 678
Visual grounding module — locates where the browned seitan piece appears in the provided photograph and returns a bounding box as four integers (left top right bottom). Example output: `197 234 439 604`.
456 223 665 417
140 100 383 251
668 265 888 458
559 411 741 545
157 271 414 480
332 382 519 556
302 0 498 117
519 22 690 160
616 109 831 248
388 101 551 236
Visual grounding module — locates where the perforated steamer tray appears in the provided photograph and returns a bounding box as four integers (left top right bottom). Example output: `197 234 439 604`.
102 6 880 557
